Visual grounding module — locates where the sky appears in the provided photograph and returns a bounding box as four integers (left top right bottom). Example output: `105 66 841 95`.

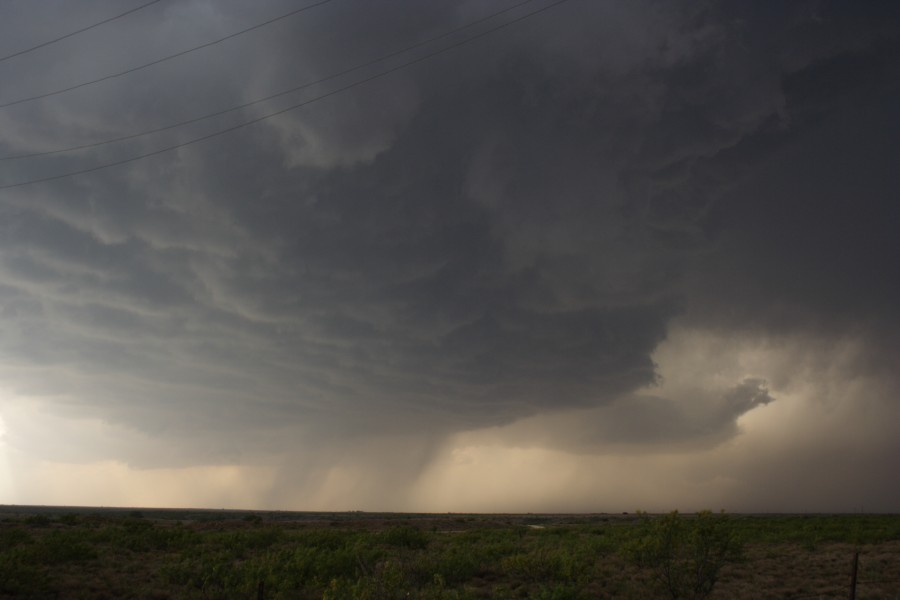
0 0 898 513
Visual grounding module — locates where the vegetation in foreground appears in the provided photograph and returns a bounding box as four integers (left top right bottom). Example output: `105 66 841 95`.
0 507 898 599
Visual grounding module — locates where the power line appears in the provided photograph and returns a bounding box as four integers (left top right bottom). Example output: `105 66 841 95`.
0 0 539 162
0 0 334 109
0 0 166 64
0 0 571 191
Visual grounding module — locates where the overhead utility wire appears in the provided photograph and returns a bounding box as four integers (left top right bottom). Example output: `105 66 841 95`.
0 0 539 162
0 0 571 191
0 0 333 109
0 0 166 64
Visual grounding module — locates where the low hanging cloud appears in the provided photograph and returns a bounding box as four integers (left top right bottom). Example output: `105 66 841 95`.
0 0 898 511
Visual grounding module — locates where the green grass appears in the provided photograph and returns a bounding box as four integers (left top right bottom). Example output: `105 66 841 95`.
0 511 898 599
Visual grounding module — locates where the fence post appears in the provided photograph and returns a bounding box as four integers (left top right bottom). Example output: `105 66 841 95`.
257 580 265 600
848 552 858 600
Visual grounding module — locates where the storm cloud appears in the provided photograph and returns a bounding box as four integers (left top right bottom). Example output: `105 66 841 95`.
1 0 898 512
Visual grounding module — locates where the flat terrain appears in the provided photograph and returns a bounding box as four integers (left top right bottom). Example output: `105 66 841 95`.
1 506 898 599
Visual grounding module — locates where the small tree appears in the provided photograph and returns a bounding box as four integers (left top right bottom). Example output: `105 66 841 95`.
625 510 742 600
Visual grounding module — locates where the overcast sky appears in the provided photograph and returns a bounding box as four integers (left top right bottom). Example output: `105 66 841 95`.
0 0 898 513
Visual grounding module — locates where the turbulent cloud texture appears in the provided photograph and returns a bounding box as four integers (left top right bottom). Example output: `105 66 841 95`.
0 0 898 511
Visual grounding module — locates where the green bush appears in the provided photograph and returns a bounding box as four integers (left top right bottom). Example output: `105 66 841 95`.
23 514 51 527
29 530 98 564
0 527 33 547
381 525 430 549
59 513 80 526
321 560 408 600
409 545 482 586
625 510 742 600
0 551 43 595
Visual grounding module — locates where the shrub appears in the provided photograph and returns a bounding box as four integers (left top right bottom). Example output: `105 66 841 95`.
23 515 51 527
30 530 98 564
381 525 430 549
0 552 43 595
625 510 742 600
59 513 80 526
0 528 33 547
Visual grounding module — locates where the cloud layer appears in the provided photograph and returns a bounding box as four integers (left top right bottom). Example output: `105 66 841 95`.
1 0 898 511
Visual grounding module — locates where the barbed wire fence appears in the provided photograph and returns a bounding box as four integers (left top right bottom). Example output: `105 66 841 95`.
739 550 900 600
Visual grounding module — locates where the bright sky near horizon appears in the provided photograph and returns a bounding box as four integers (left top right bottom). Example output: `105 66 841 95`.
0 0 898 512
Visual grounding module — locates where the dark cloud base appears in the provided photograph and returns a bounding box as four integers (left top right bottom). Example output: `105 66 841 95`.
0 0 898 510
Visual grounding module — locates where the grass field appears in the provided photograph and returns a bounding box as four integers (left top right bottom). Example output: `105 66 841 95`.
1 506 898 599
